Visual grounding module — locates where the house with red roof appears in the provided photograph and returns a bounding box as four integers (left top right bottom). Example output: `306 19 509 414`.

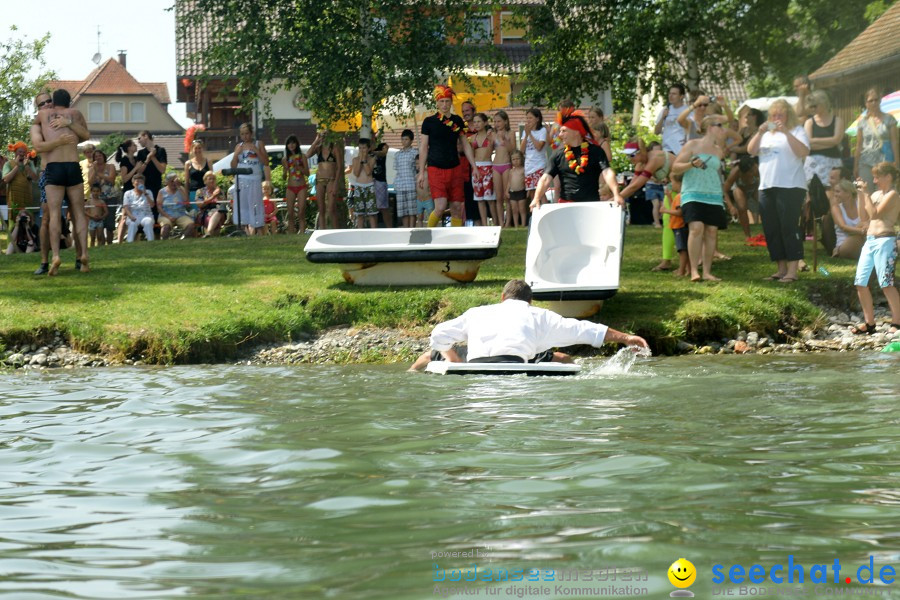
48 53 185 166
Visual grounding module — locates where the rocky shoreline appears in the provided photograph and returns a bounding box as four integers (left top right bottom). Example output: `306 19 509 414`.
1 305 897 371
1 331 112 370
245 305 898 365
243 327 430 366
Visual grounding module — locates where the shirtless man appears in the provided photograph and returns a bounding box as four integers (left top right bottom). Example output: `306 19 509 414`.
851 163 900 335
31 89 90 275
30 91 60 275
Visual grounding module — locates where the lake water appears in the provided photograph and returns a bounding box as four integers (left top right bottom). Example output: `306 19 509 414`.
0 352 898 599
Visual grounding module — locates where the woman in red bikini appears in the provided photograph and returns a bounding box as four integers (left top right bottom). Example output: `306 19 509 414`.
282 135 309 233
468 113 499 226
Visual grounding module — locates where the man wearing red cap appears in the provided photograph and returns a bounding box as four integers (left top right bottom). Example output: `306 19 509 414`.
417 85 477 227
529 110 623 208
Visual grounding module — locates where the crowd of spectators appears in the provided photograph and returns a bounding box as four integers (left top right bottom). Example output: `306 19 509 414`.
3 84 898 334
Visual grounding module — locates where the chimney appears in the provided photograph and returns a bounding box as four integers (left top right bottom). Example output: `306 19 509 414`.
117 50 127 69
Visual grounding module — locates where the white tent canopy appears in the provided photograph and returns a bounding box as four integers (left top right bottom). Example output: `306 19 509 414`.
738 96 799 113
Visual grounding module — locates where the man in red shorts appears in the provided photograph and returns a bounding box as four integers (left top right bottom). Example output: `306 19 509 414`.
417 85 477 227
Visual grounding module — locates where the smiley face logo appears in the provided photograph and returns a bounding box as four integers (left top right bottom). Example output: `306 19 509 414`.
668 558 696 588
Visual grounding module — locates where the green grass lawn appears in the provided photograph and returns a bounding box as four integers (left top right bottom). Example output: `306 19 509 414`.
0 223 860 363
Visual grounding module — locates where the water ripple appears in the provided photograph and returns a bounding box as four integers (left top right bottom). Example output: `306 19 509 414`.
0 356 896 598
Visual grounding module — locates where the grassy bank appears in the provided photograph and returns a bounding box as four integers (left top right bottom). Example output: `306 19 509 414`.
0 223 860 363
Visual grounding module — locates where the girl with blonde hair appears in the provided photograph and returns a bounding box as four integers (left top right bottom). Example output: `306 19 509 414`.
491 110 515 226
829 179 866 259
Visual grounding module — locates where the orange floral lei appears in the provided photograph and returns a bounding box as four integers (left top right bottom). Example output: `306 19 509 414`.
565 142 590 174
438 113 460 134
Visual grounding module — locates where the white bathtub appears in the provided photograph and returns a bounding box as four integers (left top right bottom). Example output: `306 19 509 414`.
304 227 501 285
524 202 624 316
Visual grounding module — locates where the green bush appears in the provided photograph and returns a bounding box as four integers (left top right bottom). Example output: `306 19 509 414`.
270 165 286 195
98 132 126 161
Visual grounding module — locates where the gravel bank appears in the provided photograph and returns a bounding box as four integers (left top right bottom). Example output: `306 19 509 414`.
1 305 897 371
244 303 899 365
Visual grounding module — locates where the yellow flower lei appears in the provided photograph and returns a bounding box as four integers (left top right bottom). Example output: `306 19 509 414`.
565 142 590 174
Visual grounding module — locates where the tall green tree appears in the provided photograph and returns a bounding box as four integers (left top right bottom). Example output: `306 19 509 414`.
0 27 54 146
177 0 494 138
97 132 127 161
513 0 892 106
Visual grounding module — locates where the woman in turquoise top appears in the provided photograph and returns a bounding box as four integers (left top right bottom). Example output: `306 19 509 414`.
672 115 735 282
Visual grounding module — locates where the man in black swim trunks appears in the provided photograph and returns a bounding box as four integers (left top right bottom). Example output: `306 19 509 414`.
31 88 90 275
31 91 75 275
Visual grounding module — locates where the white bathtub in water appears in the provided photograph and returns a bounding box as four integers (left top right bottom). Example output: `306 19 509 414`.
304 227 501 285
524 202 625 317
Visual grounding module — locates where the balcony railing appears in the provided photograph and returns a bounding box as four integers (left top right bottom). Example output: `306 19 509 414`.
196 129 240 154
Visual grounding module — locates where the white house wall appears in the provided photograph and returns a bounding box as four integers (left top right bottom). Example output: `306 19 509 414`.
254 85 314 121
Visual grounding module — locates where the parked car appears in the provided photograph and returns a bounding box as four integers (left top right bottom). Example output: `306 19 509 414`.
211 145 287 174
212 145 400 186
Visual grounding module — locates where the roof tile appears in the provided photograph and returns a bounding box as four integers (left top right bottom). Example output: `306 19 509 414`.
176 0 209 77
47 59 171 105
143 83 172 105
48 80 85 98
811 2 900 80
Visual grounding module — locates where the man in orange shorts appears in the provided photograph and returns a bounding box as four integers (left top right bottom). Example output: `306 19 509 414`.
417 85 477 227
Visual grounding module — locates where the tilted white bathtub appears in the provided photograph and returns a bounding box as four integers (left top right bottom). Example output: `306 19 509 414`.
304 227 502 286
524 202 625 317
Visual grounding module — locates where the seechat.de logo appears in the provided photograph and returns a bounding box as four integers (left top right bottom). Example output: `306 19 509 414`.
712 555 896 586
668 558 696 597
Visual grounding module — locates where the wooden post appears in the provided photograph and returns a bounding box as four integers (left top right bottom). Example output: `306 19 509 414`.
201 87 210 128
812 217 818 272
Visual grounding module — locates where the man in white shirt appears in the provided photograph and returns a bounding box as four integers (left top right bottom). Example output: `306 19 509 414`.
654 83 689 155
410 280 647 369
